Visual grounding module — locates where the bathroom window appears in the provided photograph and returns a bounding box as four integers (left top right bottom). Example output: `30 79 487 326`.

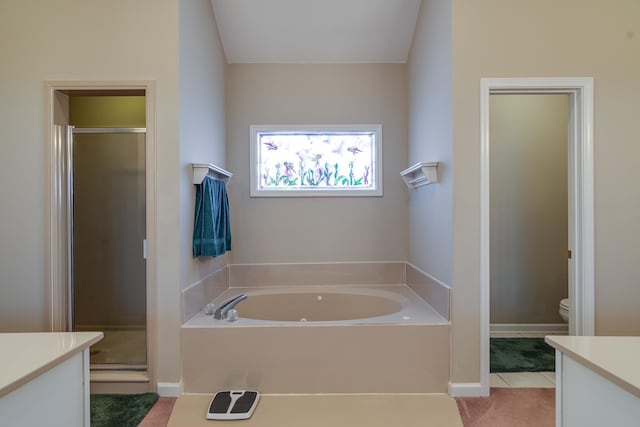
250 125 382 197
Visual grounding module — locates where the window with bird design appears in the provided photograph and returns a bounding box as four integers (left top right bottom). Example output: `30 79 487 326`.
250 125 382 197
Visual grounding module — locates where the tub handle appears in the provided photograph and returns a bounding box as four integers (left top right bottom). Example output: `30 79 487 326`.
214 294 248 320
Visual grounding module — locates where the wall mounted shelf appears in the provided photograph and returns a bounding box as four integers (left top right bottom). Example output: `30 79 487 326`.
192 163 233 185
400 162 439 189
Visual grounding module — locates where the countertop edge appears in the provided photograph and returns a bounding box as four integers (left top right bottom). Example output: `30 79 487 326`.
545 336 640 399
0 332 103 398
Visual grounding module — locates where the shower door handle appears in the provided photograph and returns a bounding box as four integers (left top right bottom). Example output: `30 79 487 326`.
143 239 148 259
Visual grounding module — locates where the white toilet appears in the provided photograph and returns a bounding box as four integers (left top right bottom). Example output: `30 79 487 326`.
559 298 569 322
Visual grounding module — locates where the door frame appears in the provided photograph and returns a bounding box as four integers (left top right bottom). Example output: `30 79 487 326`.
479 77 594 394
44 80 157 391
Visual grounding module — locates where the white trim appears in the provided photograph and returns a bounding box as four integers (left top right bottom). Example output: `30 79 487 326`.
82 348 90 427
400 162 439 188
157 382 183 397
479 77 595 396
555 350 563 426
490 323 569 338
448 382 487 398
46 123 72 332
192 163 232 185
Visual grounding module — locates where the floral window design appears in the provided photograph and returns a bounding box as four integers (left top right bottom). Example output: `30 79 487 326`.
250 125 382 197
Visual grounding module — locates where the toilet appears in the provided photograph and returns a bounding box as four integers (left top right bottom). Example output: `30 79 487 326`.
559 298 569 322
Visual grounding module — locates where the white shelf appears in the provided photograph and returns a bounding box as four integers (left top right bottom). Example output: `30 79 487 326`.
400 162 439 189
192 163 233 185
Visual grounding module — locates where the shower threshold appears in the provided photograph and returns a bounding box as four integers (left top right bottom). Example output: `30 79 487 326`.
90 367 151 394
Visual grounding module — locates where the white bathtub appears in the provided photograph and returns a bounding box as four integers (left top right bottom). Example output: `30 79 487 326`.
182 285 450 393
186 285 444 326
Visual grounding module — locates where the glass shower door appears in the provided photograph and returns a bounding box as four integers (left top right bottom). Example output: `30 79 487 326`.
71 128 146 368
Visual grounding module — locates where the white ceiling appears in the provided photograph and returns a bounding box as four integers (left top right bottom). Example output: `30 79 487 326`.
210 0 422 64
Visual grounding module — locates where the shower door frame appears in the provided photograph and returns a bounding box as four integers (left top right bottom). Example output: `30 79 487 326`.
45 81 157 392
70 126 148 370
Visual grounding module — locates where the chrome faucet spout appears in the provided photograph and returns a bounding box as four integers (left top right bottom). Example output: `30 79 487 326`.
214 294 248 320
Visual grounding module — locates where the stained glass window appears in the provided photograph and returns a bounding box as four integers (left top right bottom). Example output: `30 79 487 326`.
250 125 382 197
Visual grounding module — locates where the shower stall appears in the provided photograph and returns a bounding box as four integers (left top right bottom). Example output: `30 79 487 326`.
64 126 147 369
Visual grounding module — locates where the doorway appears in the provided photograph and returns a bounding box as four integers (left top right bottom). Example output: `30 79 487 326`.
488 94 569 385
479 77 595 395
46 81 157 391
489 94 569 333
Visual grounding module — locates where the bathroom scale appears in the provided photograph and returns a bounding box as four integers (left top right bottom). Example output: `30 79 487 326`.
206 390 260 420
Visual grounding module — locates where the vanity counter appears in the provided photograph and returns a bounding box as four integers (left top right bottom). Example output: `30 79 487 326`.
0 332 103 426
546 335 640 427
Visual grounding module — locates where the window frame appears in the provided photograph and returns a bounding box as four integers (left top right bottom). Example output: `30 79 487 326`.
249 124 383 197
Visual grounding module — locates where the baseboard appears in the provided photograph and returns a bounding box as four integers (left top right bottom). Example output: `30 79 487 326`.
157 381 183 397
490 323 568 338
448 382 488 397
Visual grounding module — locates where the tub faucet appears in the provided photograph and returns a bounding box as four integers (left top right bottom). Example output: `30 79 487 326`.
214 294 248 320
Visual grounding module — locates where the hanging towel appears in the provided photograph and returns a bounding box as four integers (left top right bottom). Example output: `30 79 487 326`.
193 176 231 257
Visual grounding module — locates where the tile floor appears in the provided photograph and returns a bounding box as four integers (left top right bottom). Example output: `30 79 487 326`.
490 333 558 388
490 372 556 388
82 329 146 365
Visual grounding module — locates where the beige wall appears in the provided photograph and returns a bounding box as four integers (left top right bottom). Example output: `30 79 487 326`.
490 94 569 324
69 96 146 128
226 64 408 264
451 0 640 384
175 0 228 384
407 0 453 285
0 0 181 386
178 1 227 288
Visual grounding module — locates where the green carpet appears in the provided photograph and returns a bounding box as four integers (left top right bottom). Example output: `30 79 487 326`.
90 393 158 427
490 338 555 373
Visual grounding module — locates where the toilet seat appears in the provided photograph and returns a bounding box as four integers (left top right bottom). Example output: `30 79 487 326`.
559 298 569 323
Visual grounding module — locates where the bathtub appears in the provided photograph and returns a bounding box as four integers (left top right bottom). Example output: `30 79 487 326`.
188 285 443 325
182 285 450 394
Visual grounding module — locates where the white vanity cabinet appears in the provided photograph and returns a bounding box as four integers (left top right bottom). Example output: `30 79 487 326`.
546 336 640 427
0 332 103 427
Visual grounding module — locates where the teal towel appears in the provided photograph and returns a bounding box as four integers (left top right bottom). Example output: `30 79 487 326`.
193 177 231 257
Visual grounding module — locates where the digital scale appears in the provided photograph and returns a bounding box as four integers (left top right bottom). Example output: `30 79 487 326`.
206 390 260 420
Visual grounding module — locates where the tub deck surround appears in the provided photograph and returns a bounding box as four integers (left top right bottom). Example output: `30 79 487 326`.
182 285 449 394
182 262 451 324
228 262 406 287
182 265 229 322
406 263 450 320
182 323 450 394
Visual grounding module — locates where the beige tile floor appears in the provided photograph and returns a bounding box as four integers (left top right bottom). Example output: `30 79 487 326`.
168 394 463 427
84 329 146 365
490 372 556 388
